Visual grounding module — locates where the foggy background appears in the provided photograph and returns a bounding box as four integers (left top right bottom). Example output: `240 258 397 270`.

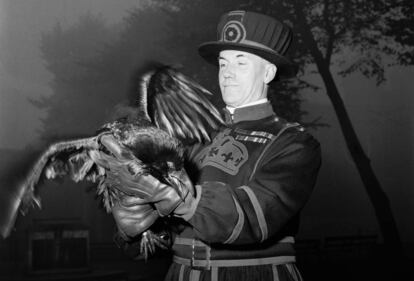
0 0 413 280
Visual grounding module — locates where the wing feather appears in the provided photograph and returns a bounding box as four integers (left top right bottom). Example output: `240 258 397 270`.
176 91 223 132
162 94 211 142
21 136 100 208
154 99 177 138
174 75 224 124
158 96 203 142
162 95 203 139
146 66 224 143
0 136 102 238
156 97 191 140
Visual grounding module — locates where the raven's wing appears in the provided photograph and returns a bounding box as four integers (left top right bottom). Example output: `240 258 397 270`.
0 133 143 238
142 65 224 143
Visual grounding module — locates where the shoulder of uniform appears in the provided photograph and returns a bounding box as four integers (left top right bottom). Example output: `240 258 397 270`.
272 117 320 150
273 116 306 133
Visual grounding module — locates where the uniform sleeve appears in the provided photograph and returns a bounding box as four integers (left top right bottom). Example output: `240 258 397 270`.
187 129 321 244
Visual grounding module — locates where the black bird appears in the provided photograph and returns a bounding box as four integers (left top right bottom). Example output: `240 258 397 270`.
0 64 224 258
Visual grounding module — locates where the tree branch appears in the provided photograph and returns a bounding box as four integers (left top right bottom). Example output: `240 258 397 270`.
323 0 336 64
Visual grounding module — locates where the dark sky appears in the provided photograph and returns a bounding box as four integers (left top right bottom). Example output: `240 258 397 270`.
0 0 139 149
1 0 413 151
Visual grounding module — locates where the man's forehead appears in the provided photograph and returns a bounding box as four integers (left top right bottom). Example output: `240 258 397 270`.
219 50 262 60
218 50 275 67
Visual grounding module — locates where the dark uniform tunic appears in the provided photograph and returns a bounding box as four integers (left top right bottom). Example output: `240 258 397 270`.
164 102 321 281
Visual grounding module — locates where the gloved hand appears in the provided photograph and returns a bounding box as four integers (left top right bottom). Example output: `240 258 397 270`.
105 167 199 219
92 134 200 220
111 193 159 240
89 135 160 239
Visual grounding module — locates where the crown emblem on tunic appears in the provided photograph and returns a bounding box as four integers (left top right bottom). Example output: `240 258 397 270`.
198 135 248 175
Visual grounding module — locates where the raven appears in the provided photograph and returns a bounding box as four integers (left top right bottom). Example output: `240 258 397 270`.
0 64 224 258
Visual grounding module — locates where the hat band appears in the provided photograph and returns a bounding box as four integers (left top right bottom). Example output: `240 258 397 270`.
224 38 276 53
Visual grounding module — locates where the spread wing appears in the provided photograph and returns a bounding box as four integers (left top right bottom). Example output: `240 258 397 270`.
141 65 224 143
0 132 144 239
0 64 224 243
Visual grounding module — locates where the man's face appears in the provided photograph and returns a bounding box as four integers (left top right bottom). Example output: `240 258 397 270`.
218 50 269 108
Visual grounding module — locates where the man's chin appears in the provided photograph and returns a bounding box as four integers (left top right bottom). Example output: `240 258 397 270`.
223 100 241 108
222 89 239 98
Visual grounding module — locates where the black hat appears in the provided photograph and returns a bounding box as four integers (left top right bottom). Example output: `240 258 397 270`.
198 10 297 78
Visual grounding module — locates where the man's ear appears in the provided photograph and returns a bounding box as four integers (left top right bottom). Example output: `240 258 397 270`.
264 63 277 84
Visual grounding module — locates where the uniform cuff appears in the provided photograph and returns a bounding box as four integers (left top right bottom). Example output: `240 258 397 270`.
181 185 202 221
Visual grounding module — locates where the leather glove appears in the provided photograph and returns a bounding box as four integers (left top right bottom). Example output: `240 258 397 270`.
106 167 199 218
111 193 159 240
91 134 200 220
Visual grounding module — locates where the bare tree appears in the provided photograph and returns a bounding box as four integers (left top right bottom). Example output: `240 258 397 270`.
251 0 413 255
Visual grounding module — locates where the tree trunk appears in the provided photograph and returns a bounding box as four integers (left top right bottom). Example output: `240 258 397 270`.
294 3 403 256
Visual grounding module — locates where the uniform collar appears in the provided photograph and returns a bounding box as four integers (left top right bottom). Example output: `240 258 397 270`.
223 101 275 124
225 98 269 114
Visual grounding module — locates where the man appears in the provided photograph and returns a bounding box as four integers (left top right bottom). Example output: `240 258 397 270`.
109 10 321 281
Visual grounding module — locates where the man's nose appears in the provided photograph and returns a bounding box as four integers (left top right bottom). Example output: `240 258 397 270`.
222 64 235 78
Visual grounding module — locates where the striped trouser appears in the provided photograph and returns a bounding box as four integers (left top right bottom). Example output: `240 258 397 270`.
165 258 304 281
